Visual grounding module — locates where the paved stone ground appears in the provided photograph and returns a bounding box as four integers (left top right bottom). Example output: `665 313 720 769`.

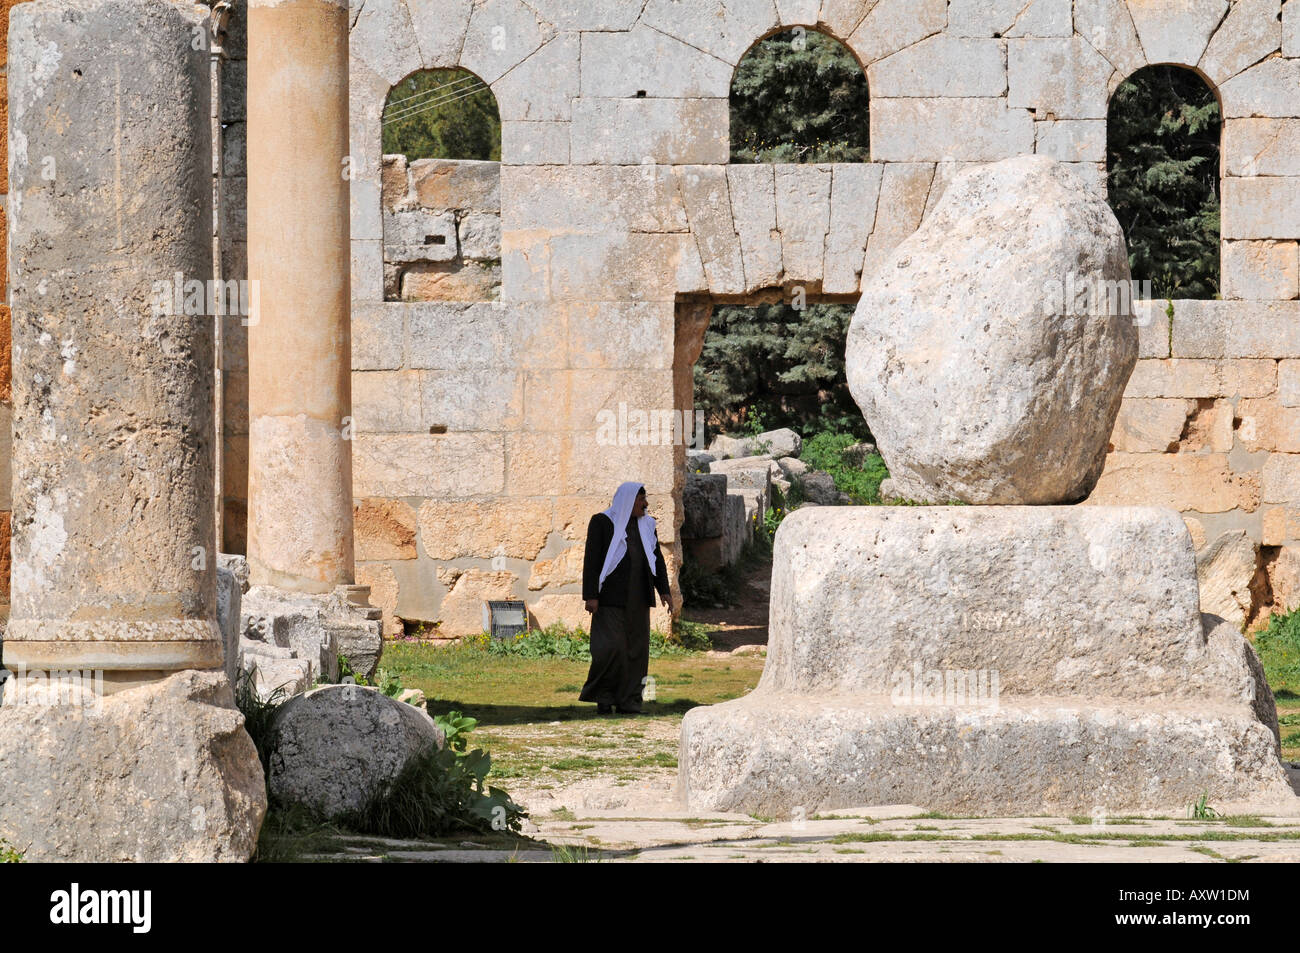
309 769 1300 863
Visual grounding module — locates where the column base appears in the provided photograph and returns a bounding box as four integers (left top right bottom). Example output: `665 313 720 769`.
0 669 266 861
679 693 1298 817
2 619 224 671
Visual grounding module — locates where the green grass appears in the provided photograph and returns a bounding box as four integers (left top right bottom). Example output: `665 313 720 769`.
1256 607 1300 696
379 640 763 784
800 431 889 503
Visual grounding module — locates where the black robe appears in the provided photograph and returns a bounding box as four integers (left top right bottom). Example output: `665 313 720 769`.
579 513 671 710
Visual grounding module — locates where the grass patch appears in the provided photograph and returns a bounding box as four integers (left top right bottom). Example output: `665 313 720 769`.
550 843 601 863
1256 607 1300 696
800 431 889 504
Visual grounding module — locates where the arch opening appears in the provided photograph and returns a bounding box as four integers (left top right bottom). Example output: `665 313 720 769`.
1106 64 1221 300
729 28 870 164
380 69 502 303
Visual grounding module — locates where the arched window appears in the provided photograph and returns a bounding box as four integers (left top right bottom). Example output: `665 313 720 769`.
380 69 501 302
382 68 500 161
1107 65 1221 299
729 28 869 164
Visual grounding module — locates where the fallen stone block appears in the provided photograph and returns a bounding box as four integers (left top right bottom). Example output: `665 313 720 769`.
0 670 266 861
268 684 445 819
683 471 728 539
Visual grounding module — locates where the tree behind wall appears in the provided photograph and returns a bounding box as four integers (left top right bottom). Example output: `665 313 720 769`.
1107 65 1221 299
694 302 870 440
383 69 501 161
730 28 870 164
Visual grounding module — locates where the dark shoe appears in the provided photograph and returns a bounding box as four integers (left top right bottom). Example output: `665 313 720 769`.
597 704 614 715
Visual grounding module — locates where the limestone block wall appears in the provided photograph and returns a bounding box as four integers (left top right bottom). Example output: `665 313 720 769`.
207 0 1300 636
382 155 503 302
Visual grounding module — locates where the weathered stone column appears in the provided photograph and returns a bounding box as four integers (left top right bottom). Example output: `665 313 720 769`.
5 0 222 680
240 0 383 686
0 0 266 862
246 0 354 594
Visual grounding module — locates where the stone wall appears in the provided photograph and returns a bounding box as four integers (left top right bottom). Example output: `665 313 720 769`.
382 155 502 302
223 0 1298 635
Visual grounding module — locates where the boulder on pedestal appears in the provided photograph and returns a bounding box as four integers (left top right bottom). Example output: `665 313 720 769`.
679 506 1294 816
846 156 1137 504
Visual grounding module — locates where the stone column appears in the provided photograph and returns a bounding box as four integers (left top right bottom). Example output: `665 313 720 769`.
5 0 222 682
1 0 265 862
240 0 383 687
245 0 355 594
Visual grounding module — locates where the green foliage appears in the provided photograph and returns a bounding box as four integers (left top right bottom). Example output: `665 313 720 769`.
550 843 602 863
234 667 291 776
695 302 871 439
338 744 527 838
0 838 22 863
1107 65 1220 299
730 29 869 164
375 668 404 699
1255 607 1300 696
801 431 890 503
1190 792 1220 821
474 621 707 660
382 68 501 161
673 619 716 652
432 710 480 753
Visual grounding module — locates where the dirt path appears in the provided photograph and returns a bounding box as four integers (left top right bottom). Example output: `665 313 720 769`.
682 557 772 652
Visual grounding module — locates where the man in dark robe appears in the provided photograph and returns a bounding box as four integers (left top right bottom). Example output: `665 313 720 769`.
579 482 673 714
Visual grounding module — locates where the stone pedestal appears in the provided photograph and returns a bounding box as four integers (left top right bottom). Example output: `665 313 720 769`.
0 670 266 862
1 0 266 861
679 506 1296 816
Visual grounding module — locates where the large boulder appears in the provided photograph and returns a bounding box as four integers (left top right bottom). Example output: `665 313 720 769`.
707 434 754 460
753 428 801 459
268 684 445 819
846 156 1137 504
0 670 266 861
